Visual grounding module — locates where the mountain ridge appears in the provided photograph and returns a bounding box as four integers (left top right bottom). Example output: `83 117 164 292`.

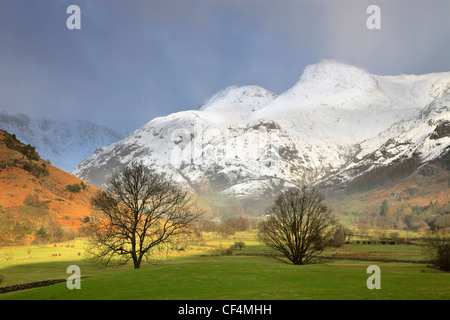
72 60 450 200
0 111 126 173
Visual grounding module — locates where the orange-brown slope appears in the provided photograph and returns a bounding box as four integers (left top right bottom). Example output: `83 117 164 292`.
0 129 99 234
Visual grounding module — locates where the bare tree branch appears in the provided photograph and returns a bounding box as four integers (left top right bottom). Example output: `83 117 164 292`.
87 161 203 269
257 186 335 265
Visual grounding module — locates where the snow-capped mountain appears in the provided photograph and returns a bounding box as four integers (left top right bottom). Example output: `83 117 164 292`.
73 60 450 197
323 92 450 188
0 111 126 172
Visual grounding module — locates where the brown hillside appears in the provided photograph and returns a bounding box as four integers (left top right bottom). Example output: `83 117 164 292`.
325 154 450 231
0 129 99 245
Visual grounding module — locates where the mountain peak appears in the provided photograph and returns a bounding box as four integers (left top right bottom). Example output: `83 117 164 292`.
296 60 379 92
198 85 276 116
73 61 450 201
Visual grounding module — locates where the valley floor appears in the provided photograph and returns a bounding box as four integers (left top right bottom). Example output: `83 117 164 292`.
0 232 449 300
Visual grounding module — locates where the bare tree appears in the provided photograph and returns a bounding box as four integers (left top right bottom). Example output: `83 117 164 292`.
87 162 203 269
257 186 335 265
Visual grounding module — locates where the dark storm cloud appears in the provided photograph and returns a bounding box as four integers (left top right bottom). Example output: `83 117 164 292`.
0 0 449 132
318 0 450 75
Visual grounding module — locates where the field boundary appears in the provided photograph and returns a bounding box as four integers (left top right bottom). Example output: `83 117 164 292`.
234 252 428 264
0 277 87 295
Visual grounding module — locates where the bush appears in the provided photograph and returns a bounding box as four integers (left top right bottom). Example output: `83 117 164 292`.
434 246 450 272
221 247 234 256
333 228 346 247
232 241 246 250
35 226 47 241
423 227 450 272
66 183 82 193
3 131 39 161
22 162 49 178
389 232 400 243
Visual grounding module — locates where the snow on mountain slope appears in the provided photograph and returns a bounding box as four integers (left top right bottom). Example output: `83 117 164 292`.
73 60 450 197
0 111 125 172
364 94 450 162
199 85 276 119
254 60 448 144
321 92 450 188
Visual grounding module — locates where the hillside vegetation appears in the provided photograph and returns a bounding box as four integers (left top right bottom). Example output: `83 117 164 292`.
325 150 450 232
0 129 97 246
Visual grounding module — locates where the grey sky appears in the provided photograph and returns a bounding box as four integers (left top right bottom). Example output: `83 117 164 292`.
1 0 449 132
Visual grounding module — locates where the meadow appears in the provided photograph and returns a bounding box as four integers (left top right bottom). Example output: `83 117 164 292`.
0 231 449 300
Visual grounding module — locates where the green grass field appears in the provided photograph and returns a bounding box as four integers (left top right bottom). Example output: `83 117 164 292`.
1 232 449 300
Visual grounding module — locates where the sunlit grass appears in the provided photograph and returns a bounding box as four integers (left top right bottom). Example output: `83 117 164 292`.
1 255 449 300
1 230 449 300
